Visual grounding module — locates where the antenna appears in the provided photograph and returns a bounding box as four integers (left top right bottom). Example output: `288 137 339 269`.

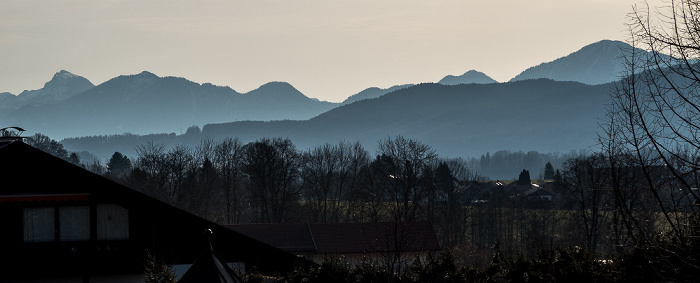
0 127 26 141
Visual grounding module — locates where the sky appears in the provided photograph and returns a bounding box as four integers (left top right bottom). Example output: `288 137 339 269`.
0 0 664 102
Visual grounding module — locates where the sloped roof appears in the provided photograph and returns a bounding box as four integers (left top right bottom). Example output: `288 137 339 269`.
225 223 316 253
228 221 440 255
314 221 440 254
524 188 554 197
0 141 306 276
178 233 244 283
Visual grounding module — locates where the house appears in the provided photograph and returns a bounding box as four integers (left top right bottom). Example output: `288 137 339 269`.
227 221 441 265
0 140 306 282
524 187 555 201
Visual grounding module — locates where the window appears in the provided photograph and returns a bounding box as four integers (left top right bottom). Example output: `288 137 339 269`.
97 204 129 240
23 204 128 242
59 206 90 241
23 207 55 242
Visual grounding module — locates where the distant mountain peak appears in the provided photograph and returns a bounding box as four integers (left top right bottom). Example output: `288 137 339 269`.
259 81 295 90
509 39 632 85
136 70 158 78
44 70 84 86
249 81 307 99
2 70 95 110
41 70 94 96
52 70 78 79
438 70 498 85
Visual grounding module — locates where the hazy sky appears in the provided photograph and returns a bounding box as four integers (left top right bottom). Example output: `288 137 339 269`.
1 0 663 102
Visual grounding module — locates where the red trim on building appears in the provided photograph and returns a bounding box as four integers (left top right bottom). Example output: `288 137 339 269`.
0 194 90 203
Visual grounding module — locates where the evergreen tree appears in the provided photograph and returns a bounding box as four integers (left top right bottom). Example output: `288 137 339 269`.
69 152 81 166
107 152 132 176
144 250 176 283
517 169 531 185
544 161 555 179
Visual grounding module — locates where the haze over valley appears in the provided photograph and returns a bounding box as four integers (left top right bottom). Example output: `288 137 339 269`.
0 40 651 179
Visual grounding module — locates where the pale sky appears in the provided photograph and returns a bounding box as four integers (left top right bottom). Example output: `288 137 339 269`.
0 0 663 102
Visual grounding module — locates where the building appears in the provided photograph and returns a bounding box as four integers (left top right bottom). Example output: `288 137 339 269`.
0 140 305 282
227 221 441 265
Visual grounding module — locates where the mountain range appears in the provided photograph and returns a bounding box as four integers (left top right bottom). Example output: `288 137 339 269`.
2 39 652 161
2 71 337 139
63 79 610 161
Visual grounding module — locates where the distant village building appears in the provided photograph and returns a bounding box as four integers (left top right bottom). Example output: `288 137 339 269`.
524 187 555 201
227 221 441 265
0 140 306 282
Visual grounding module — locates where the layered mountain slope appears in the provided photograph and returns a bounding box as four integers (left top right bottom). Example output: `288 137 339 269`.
341 84 414 105
63 80 611 160
438 70 498 85
237 81 336 120
199 80 610 158
3 71 337 139
510 40 632 84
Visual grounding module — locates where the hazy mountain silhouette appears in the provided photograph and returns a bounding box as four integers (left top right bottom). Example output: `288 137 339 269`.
0 92 15 110
510 40 636 84
9 39 646 160
341 84 414 105
64 79 610 160
200 80 610 158
3 71 337 139
237 81 337 120
0 70 94 111
438 70 498 85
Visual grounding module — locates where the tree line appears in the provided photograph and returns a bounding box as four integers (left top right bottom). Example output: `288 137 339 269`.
25 129 699 280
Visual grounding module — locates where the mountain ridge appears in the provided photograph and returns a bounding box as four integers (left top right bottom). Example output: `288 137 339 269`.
2 71 337 139
6 39 642 154
438 70 498 85
341 84 414 105
0 70 94 110
63 79 611 161
509 40 631 84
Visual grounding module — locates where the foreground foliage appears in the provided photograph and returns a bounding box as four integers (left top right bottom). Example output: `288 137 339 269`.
260 241 700 283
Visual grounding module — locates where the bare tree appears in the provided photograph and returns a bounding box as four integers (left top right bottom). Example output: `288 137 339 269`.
241 138 301 223
377 136 437 223
25 133 69 160
561 153 612 255
374 136 437 277
166 144 195 208
133 142 170 202
301 141 369 223
214 138 246 224
604 0 700 277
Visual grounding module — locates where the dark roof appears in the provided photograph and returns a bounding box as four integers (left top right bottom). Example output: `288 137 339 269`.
226 223 316 253
312 222 440 254
525 188 554 197
178 234 244 283
178 251 243 283
0 141 307 277
228 221 440 255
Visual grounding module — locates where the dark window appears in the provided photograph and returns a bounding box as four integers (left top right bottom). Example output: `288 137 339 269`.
23 207 55 242
59 206 90 241
97 204 129 240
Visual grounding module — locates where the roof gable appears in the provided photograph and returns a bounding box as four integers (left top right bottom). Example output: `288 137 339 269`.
0 141 307 275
